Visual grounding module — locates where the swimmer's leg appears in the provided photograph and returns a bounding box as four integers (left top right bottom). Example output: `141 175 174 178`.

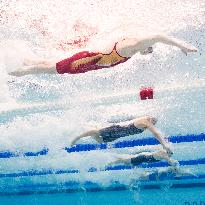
70 129 102 146
23 58 47 66
8 58 57 76
9 63 57 76
107 154 132 166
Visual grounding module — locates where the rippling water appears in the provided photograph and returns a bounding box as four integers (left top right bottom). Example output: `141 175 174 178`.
0 0 204 193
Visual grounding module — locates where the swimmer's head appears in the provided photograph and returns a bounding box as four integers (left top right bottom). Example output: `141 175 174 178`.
140 47 153 55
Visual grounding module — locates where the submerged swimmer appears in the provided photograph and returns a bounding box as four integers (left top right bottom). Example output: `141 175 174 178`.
9 33 197 76
107 150 178 168
70 116 173 155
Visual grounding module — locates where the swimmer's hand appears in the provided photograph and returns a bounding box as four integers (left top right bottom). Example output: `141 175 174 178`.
169 159 180 168
178 169 198 178
169 166 197 178
163 144 173 156
180 44 197 55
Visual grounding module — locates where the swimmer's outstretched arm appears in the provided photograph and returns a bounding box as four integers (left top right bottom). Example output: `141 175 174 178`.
147 124 173 155
152 34 198 55
117 34 197 57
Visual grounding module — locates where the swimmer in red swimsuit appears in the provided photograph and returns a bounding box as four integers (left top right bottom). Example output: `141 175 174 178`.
56 42 130 74
9 33 197 76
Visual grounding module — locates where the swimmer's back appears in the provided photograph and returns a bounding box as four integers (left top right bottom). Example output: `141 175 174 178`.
99 121 144 143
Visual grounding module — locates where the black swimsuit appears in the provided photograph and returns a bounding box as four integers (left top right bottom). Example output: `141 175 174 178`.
130 155 160 166
99 123 144 143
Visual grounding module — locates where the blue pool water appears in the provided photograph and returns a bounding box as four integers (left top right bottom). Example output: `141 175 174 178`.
0 0 205 204
0 188 205 205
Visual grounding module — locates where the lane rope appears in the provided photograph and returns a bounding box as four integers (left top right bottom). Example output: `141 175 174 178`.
0 133 204 158
0 157 205 178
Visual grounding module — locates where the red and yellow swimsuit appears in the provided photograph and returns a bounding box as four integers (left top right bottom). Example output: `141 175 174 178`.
56 43 130 74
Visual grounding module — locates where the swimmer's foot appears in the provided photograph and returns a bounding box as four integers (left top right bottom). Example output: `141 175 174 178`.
23 58 55 67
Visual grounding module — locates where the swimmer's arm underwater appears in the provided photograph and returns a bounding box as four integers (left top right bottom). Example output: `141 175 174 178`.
117 34 197 56
146 123 173 156
133 117 173 155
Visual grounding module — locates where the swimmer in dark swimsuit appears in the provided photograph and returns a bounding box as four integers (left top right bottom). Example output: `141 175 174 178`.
108 150 179 168
9 32 197 76
70 116 173 155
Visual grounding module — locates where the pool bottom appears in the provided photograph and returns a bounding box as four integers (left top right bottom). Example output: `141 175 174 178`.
0 186 204 205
